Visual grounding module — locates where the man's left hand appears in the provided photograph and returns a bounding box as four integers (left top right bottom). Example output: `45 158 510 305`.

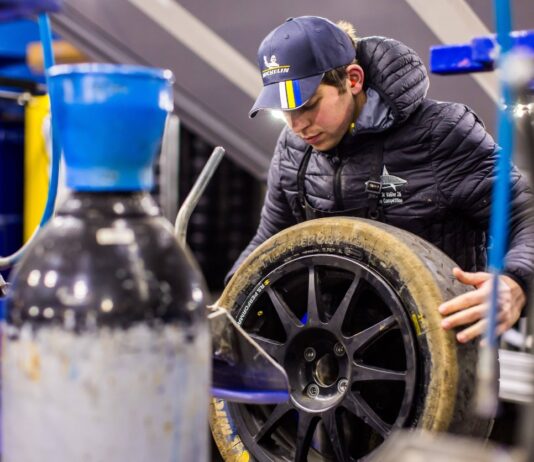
438 267 526 343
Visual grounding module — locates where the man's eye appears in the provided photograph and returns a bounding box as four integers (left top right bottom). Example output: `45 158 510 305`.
302 101 317 111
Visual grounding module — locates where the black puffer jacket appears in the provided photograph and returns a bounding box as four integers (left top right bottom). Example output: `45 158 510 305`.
230 36 534 293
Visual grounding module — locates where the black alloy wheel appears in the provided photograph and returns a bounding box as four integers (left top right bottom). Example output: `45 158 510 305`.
229 255 418 461
211 218 494 462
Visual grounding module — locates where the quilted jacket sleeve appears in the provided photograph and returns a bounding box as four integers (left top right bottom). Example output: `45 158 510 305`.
430 102 534 295
225 131 297 283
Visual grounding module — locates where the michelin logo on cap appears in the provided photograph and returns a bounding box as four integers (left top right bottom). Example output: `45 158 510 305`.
264 55 279 68
262 55 290 78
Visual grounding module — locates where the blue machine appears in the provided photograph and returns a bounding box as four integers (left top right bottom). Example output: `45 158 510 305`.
430 29 534 79
0 19 46 86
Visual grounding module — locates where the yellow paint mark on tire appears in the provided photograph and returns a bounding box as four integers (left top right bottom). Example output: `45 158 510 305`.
412 313 421 336
411 313 423 336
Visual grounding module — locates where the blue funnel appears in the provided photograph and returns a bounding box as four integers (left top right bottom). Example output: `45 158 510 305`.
48 64 174 191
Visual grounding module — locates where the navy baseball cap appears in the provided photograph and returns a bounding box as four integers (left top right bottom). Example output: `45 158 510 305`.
249 16 355 118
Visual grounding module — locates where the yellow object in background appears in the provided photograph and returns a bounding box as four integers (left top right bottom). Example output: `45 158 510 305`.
24 95 50 242
26 41 89 73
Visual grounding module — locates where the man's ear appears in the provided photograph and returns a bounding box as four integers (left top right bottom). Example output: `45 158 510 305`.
346 64 364 94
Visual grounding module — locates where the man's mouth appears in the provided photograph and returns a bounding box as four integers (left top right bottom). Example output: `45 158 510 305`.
303 133 321 144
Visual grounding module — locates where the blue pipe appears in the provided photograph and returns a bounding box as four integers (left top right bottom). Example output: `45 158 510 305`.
38 14 55 68
476 0 515 417
485 0 515 348
37 13 60 228
494 0 514 53
486 89 514 348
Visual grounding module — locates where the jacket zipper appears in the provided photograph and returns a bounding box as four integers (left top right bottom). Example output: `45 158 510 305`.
333 150 344 210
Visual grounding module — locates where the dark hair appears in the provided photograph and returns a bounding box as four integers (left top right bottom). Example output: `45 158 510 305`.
322 20 358 93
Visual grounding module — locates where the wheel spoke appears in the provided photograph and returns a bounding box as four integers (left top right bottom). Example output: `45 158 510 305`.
249 333 284 362
254 402 293 443
265 286 303 335
306 265 321 324
328 273 361 330
352 362 407 382
344 391 392 438
346 315 397 354
322 411 348 462
294 412 319 462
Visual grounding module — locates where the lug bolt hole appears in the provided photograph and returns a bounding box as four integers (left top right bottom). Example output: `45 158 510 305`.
334 343 345 356
337 378 348 393
307 384 320 398
304 347 316 362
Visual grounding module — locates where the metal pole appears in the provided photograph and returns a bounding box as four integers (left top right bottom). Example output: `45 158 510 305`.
174 146 225 246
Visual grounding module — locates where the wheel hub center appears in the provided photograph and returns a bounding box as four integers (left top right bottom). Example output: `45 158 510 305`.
284 328 349 412
313 353 339 387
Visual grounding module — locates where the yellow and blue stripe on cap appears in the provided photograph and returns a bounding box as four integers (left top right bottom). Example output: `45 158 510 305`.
279 80 302 109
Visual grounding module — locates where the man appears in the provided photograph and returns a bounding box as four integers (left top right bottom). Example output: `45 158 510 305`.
229 15 534 343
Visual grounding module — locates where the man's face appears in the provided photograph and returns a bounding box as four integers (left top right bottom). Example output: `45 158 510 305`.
282 83 355 151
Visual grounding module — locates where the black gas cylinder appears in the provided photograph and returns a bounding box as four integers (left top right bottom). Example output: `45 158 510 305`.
1 65 210 462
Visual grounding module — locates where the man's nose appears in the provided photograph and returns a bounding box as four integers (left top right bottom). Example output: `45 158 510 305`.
286 110 310 133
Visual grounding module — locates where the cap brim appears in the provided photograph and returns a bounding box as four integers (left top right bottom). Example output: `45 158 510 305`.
249 73 324 118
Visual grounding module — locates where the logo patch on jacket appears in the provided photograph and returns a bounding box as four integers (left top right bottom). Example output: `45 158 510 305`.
380 166 407 205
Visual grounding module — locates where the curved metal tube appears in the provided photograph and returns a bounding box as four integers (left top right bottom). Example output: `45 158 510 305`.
174 146 225 246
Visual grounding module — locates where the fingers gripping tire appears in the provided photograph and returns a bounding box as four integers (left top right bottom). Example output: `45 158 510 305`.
210 217 493 461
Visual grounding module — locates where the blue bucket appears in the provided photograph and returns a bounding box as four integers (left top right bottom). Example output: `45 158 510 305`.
47 64 174 191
